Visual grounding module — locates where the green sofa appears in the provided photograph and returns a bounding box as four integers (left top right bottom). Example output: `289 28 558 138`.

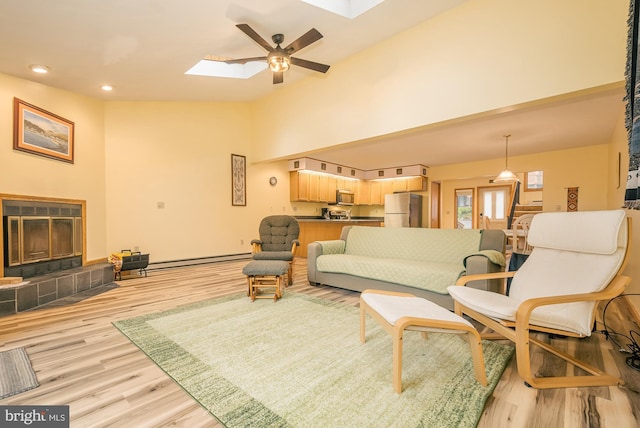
307 226 506 310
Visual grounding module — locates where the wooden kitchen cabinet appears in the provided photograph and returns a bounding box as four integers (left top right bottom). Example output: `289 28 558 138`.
355 180 370 205
369 180 382 205
290 171 338 203
308 173 320 201
290 171 311 201
392 179 407 193
318 175 337 202
381 180 394 202
292 171 426 204
406 176 427 191
336 178 356 192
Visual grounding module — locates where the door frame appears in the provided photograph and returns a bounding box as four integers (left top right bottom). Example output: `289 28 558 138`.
430 181 441 228
454 187 475 229
477 185 512 230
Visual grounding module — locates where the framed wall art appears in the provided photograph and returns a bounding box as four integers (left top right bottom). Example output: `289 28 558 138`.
13 98 75 163
231 154 246 206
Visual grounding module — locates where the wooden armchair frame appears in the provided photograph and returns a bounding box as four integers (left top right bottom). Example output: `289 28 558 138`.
251 215 300 285
251 240 299 285
451 217 632 389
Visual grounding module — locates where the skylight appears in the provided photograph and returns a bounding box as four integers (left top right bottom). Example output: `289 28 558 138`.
301 0 384 19
185 58 267 79
186 0 384 79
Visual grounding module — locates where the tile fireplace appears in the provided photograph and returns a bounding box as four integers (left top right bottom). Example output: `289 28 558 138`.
2 197 84 278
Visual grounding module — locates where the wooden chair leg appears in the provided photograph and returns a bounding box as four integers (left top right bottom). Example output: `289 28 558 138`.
465 331 488 386
360 303 367 344
277 275 283 299
249 277 256 302
287 262 293 285
392 328 404 393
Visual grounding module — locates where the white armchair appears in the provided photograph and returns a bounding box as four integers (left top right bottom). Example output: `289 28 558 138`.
448 209 631 389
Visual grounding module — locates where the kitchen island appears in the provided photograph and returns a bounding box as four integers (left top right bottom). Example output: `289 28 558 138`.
295 217 383 257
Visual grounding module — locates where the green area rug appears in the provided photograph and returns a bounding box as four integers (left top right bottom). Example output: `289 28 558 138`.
113 292 514 428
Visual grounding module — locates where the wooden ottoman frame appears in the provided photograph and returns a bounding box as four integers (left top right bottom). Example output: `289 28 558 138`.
242 260 289 302
360 289 487 393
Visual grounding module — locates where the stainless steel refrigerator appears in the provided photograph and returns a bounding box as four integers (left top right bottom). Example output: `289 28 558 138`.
384 193 422 227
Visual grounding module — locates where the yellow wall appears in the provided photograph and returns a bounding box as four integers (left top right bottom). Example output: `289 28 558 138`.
434 144 612 229
0 73 107 262
105 101 254 262
0 0 637 317
250 0 628 162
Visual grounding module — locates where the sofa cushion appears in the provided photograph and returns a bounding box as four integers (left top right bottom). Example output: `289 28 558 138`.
343 226 482 264
316 254 465 294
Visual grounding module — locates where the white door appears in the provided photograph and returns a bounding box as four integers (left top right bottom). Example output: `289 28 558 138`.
478 186 510 230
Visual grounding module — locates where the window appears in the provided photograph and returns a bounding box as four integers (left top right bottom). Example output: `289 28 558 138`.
525 170 543 191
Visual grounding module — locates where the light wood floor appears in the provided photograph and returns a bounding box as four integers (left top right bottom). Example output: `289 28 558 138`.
1 258 640 427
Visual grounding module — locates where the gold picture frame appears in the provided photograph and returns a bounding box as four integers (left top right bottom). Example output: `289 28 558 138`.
13 98 75 163
231 154 246 206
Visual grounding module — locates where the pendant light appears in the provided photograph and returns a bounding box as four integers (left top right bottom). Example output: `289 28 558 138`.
494 134 518 182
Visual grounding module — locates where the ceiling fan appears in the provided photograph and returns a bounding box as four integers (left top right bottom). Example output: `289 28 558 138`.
225 24 330 84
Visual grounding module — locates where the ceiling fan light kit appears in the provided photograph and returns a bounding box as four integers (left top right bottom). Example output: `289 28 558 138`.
267 34 290 72
230 24 330 84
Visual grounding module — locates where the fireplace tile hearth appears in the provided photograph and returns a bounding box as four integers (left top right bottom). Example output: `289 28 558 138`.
0 263 115 317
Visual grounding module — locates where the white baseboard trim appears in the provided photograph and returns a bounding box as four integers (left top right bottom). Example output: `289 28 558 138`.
148 253 252 271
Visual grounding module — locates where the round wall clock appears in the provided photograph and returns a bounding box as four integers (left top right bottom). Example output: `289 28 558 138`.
269 176 278 186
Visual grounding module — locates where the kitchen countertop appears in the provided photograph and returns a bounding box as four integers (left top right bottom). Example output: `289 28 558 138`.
295 216 384 222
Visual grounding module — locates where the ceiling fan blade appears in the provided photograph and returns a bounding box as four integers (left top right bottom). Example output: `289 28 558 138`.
290 57 330 73
284 28 323 54
223 56 267 65
273 71 284 84
236 24 274 52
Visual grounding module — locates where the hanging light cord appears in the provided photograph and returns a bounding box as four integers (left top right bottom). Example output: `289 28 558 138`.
503 134 511 169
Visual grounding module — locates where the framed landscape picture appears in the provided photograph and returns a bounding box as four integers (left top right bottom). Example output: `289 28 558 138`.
13 98 75 163
231 154 246 206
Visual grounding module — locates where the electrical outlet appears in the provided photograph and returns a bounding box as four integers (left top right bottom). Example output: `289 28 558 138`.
240 239 244 245
157 201 165 209
133 245 139 252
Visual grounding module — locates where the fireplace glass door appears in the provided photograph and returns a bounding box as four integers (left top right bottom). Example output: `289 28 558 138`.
74 217 82 256
52 217 74 259
6 216 21 266
22 217 51 263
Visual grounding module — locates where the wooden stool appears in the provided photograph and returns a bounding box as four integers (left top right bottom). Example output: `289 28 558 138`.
360 289 487 393
242 260 289 302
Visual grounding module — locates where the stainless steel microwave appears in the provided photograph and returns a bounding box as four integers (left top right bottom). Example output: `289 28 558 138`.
336 189 355 205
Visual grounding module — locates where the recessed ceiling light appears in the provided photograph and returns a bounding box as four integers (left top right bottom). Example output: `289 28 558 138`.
101 85 114 91
29 65 49 74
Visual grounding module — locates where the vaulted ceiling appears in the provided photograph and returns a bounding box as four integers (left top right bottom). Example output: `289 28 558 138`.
0 1 626 170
